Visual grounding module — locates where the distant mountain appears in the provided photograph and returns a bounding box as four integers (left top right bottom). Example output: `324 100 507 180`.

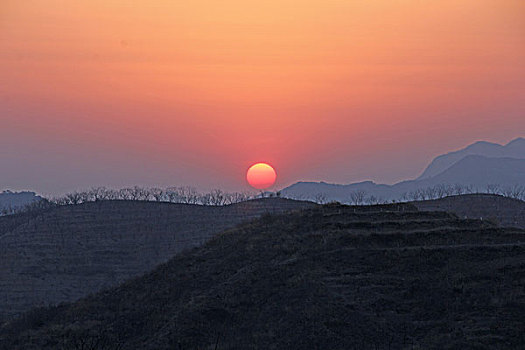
282 138 525 203
0 198 315 321
0 190 41 213
3 201 524 349
416 155 525 187
418 137 525 179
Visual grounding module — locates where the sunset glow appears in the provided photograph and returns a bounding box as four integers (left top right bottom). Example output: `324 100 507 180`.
0 0 524 194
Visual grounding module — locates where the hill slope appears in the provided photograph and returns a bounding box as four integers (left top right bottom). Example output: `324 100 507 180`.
2 203 524 349
414 194 525 229
0 198 315 321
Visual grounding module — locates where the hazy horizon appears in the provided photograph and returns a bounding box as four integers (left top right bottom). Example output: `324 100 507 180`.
2 135 523 197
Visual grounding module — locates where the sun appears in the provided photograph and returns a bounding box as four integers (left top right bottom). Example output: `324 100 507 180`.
246 163 277 190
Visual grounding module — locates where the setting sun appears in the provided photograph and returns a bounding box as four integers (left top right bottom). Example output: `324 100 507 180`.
246 163 277 190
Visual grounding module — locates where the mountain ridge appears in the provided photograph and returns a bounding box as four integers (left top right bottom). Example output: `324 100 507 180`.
418 137 525 180
282 138 525 203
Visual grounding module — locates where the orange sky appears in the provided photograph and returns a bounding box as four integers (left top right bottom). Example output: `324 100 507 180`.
1 0 524 194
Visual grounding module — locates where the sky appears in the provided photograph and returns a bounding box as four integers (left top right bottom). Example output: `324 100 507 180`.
1 0 524 195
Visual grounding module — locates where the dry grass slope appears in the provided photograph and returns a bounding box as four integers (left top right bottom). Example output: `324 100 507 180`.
414 194 525 229
0 198 315 321
2 202 524 349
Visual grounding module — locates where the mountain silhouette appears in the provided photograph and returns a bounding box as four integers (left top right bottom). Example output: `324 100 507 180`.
417 155 525 187
282 138 525 203
418 137 525 179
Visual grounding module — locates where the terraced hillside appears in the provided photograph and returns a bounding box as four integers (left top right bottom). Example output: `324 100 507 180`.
0 198 315 321
2 203 524 349
414 194 525 229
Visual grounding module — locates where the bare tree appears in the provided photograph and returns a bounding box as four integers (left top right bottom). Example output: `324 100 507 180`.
209 189 226 206
149 187 165 202
178 186 199 204
165 187 181 203
486 184 501 195
453 184 464 196
229 192 251 204
64 192 83 205
367 195 380 205
350 190 366 205
502 185 524 199
464 184 474 194
444 185 455 197
414 189 426 201
314 193 328 204
435 184 447 199
424 186 437 200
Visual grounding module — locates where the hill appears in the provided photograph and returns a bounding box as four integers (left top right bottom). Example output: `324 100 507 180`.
0 198 315 321
2 203 524 349
418 137 525 180
414 194 525 229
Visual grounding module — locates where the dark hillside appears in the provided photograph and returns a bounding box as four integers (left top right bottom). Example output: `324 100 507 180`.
0 198 315 321
414 194 525 229
3 204 524 349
